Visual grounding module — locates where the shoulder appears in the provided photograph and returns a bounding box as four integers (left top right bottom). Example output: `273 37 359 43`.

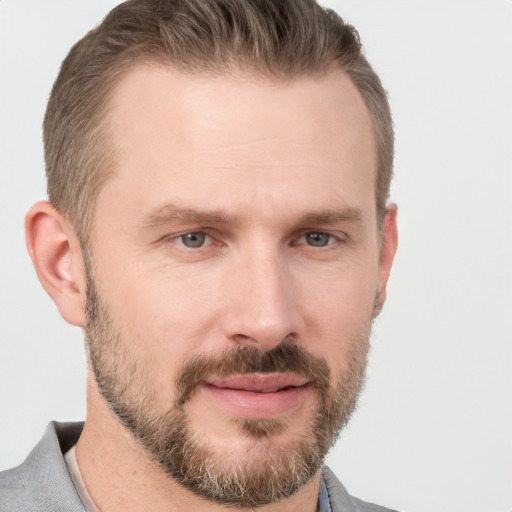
322 466 399 512
0 422 84 512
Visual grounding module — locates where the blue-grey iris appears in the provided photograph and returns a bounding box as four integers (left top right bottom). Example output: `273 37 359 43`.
306 233 330 247
181 232 206 248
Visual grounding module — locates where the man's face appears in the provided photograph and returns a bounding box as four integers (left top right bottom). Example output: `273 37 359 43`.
84 66 388 506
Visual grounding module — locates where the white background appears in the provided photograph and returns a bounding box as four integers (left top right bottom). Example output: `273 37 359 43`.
1 1 511 511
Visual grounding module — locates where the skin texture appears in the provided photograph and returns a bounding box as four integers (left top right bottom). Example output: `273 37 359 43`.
25 66 398 511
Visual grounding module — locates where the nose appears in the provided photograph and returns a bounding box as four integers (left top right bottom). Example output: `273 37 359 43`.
220 247 304 351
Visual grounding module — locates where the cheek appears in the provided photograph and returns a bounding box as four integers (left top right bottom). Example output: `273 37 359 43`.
94 262 224 392
298 261 377 370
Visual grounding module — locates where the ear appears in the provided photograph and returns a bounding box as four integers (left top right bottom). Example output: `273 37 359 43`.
25 201 87 327
374 203 398 317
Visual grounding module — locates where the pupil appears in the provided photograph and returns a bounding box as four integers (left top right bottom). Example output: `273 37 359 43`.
183 233 205 248
307 233 329 247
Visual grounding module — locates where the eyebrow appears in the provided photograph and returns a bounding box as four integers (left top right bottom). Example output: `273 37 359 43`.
141 203 363 230
295 208 363 226
141 204 237 229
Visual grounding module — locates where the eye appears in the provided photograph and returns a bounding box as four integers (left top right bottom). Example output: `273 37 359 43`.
303 231 334 247
177 232 210 248
292 231 336 247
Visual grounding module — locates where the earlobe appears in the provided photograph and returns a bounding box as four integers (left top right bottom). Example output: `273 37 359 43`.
374 203 398 317
25 201 87 327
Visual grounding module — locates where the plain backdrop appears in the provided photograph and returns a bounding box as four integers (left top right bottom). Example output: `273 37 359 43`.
1 2 511 511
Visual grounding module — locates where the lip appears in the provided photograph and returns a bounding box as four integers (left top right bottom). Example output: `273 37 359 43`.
202 373 311 418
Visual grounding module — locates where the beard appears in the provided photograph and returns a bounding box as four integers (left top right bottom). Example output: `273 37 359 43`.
83 252 370 508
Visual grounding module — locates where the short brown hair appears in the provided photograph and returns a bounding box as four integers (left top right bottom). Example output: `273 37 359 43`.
44 0 393 241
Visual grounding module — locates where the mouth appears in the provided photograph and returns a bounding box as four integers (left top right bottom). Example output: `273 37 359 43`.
201 373 312 418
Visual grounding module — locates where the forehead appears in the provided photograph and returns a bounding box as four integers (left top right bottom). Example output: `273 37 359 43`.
109 64 375 155
100 65 377 227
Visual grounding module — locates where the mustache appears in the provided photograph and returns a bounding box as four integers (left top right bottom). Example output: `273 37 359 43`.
174 343 331 408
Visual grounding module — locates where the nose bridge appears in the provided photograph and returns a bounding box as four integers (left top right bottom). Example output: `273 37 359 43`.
222 241 301 350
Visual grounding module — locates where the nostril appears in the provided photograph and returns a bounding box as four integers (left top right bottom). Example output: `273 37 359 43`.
231 333 257 344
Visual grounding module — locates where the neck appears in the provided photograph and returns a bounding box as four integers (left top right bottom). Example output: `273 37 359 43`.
75 377 321 512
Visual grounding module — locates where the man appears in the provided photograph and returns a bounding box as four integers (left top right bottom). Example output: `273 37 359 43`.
0 0 398 510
